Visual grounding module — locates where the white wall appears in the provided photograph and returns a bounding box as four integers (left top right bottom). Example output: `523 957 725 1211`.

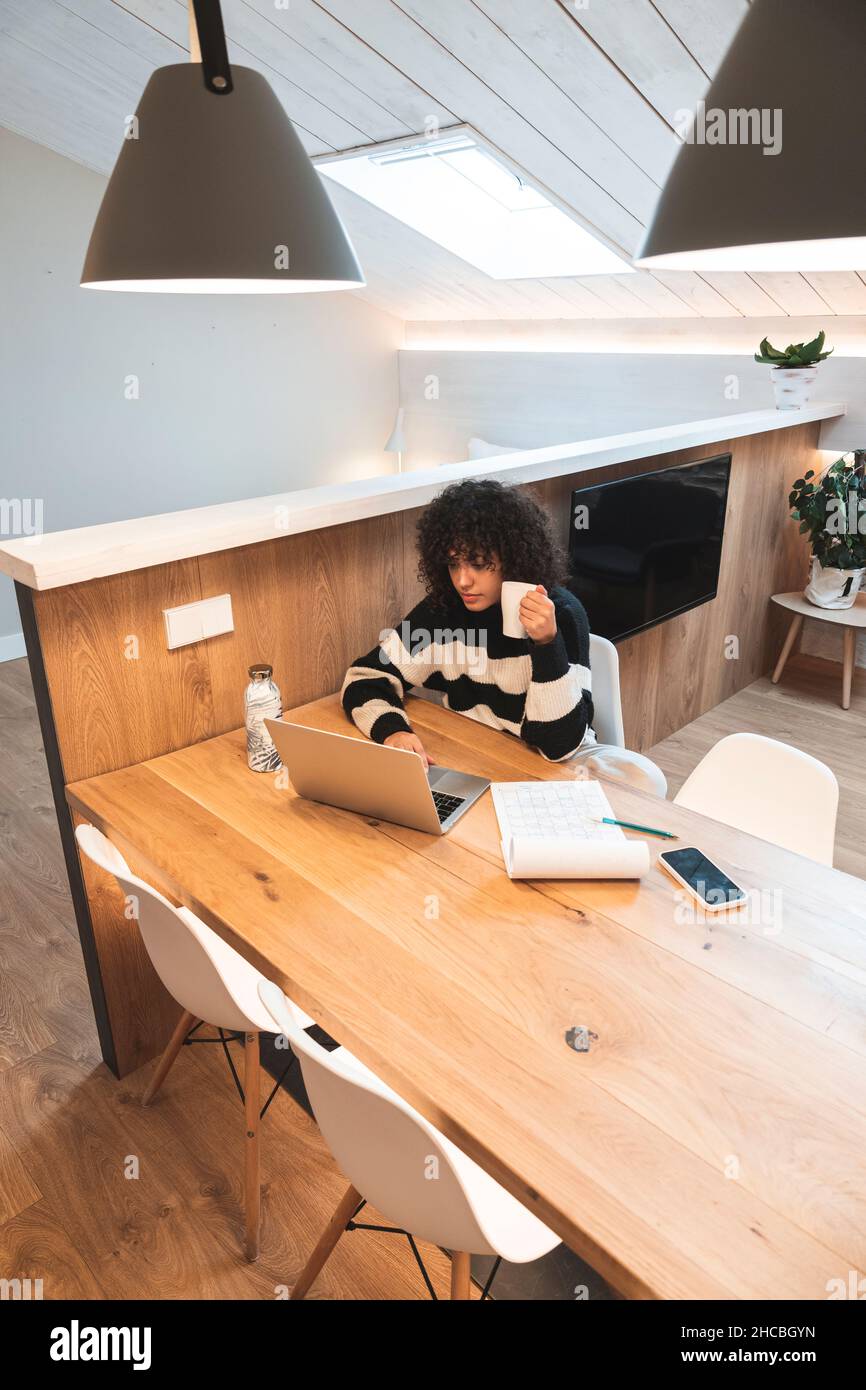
398 348 864 466
0 128 403 652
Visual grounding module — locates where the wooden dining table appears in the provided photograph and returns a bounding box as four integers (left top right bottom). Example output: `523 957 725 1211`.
66 692 866 1300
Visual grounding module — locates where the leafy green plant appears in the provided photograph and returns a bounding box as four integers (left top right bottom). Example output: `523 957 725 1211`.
756 330 834 368
789 451 866 570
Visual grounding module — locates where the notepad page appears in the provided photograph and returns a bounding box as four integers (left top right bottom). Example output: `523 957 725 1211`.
491 780 625 844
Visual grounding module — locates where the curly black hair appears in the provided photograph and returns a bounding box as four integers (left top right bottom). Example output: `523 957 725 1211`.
416 478 568 612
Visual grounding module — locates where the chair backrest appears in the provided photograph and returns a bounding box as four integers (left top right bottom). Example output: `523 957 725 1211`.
672 732 839 866
74 823 264 1032
257 980 500 1256
588 633 625 748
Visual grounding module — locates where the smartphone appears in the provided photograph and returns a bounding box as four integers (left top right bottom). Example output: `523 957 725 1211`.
658 846 749 913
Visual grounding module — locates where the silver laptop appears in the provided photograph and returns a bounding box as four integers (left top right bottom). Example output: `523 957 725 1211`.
265 719 489 834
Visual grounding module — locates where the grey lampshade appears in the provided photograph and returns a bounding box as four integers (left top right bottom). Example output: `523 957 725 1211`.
635 0 866 271
81 64 364 292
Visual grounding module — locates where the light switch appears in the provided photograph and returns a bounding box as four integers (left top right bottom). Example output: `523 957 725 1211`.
163 593 234 650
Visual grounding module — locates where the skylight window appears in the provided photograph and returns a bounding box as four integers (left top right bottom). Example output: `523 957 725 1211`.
316 129 632 280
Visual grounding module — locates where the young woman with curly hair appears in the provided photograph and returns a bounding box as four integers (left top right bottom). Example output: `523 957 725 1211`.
341 478 666 793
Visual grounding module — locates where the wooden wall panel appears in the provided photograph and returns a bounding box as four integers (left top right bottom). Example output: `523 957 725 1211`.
199 512 407 733
30 420 820 1074
33 558 213 783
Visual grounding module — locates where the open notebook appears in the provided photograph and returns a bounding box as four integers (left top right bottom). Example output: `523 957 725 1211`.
492 780 651 880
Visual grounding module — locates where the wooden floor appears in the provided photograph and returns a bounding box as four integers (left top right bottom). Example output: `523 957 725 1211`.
0 656 473 1300
2 646 863 1300
647 652 866 881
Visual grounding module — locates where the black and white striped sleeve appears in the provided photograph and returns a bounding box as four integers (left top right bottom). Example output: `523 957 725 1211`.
519 593 593 762
340 603 436 744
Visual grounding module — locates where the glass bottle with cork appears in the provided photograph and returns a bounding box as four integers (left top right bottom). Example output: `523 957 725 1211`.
244 663 282 772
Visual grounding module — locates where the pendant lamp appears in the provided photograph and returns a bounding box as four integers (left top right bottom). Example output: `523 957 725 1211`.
635 0 866 272
81 0 364 292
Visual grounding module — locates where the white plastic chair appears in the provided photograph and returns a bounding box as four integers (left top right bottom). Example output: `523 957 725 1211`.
75 822 314 1260
588 633 625 748
257 979 560 1301
672 732 839 866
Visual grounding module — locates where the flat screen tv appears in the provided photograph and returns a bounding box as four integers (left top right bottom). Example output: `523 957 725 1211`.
568 453 732 643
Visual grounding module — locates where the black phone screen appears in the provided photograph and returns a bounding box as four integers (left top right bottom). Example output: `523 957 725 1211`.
662 847 747 906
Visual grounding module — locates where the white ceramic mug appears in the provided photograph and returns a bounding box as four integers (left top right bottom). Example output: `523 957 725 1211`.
501 580 538 638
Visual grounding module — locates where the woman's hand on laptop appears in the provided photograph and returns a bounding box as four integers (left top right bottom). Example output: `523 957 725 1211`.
384 730 435 768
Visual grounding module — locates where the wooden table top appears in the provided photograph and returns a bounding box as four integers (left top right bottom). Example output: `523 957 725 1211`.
66 694 866 1301
773 590 866 626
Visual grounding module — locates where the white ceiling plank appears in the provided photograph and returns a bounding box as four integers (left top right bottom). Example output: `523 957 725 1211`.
0 0 153 97
390 0 660 224
749 273 834 317
538 279 619 319
649 0 749 76
471 0 678 186
60 0 184 65
613 271 699 317
649 271 742 317
698 273 790 318
245 0 456 133
496 279 583 320
573 276 659 318
565 0 712 130
316 0 645 256
216 0 411 142
802 273 866 316
0 33 129 173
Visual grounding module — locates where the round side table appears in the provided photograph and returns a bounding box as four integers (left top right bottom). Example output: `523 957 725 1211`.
771 591 866 709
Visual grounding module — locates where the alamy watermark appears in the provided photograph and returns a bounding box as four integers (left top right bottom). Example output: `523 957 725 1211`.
379 622 490 671
674 100 782 157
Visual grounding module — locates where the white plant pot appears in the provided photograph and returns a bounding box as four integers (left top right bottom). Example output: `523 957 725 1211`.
804 556 864 609
771 365 819 410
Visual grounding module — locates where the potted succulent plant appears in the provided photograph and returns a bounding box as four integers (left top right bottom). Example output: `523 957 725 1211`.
756 331 834 410
789 451 866 608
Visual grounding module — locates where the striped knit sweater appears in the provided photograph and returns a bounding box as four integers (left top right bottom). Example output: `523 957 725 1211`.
341 586 595 763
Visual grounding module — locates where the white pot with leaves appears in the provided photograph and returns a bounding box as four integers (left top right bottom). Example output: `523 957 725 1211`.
790 452 866 609
756 331 834 410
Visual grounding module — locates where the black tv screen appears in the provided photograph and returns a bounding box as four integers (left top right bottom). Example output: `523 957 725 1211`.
568 454 732 642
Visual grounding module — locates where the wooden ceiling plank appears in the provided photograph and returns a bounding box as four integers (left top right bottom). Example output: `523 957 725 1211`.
749 273 835 318
471 0 678 186
801 272 866 316
316 0 644 256
613 270 700 317
649 270 743 318
59 0 185 65
650 0 749 77
699 272 791 318
538 278 620 319
572 274 659 318
218 0 413 142
563 0 715 131
1 0 154 96
0 38 125 173
245 0 456 133
391 0 660 223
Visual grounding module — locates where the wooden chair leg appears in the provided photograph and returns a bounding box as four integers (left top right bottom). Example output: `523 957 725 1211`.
141 1009 198 1106
450 1250 471 1300
244 1032 261 1262
290 1181 362 1300
842 626 856 710
772 613 804 684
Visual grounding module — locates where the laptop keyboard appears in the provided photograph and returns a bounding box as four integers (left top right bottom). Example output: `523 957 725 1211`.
431 790 466 824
